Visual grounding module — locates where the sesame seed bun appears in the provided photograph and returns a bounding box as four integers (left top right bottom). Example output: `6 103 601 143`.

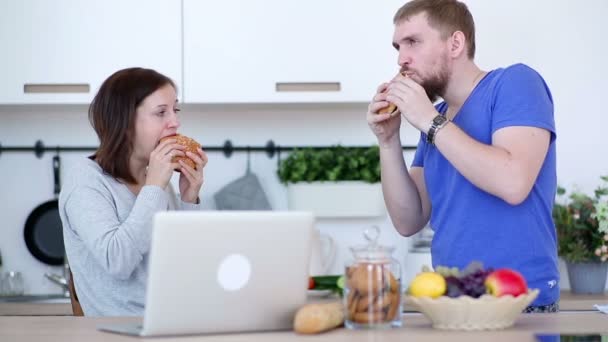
160 134 201 169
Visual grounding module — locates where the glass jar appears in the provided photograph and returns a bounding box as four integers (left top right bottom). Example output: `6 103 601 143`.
344 226 402 329
2 271 24 296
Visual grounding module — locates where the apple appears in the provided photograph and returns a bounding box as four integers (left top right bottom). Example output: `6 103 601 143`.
484 268 528 297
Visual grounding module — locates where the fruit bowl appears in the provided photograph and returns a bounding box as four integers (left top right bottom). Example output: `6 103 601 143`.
404 289 539 331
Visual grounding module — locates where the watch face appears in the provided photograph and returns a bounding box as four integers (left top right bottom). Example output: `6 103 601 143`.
433 115 448 125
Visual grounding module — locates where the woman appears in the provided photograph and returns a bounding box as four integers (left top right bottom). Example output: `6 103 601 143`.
59 67 208 316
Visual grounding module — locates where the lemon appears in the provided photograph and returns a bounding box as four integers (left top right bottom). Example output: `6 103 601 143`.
408 272 446 298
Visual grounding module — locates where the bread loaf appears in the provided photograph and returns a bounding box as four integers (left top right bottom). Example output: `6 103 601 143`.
293 301 344 334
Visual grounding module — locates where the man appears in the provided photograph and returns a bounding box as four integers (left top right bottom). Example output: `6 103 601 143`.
367 0 558 311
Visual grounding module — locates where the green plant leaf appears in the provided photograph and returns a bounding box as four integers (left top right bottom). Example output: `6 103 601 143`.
554 178 608 263
277 145 381 184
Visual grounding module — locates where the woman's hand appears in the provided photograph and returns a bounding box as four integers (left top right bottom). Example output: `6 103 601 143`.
178 147 208 203
145 138 184 188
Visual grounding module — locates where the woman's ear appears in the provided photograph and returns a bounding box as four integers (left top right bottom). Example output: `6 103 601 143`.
449 31 467 58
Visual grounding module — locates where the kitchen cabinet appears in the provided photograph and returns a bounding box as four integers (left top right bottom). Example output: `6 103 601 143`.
183 0 404 103
0 0 181 104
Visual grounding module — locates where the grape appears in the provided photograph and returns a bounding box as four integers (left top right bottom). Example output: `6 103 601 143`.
461 261 485 277
458 268 494 298
435 265 461 278
424 261 494 298
444 276 464 298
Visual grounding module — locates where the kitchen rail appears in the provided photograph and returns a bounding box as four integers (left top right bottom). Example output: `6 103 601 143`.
0 140 417 161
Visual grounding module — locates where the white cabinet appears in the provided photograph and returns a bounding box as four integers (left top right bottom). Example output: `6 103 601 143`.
183 0 404 103
287 182 385 218
0 0 181 104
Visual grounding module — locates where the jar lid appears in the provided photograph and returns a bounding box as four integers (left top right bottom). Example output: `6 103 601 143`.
350 226 395 262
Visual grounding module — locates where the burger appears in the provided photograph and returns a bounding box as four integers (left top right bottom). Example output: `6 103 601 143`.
377 72 409 115
160 134 201 170
377 102 398 115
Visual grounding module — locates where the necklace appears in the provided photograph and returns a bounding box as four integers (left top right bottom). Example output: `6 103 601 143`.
472 70 486 88
445 70 486 121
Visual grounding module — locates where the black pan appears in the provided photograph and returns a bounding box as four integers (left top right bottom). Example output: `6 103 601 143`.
23 153 65 266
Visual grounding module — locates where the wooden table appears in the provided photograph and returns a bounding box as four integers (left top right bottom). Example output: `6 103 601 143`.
0 312 607 342
1 291 607 316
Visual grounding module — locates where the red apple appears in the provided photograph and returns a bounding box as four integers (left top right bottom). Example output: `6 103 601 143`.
484 268 528 297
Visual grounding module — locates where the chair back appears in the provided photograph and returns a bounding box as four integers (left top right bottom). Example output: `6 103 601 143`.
68 269 84 316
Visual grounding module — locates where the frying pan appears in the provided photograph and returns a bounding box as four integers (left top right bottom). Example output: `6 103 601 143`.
23 153 65 266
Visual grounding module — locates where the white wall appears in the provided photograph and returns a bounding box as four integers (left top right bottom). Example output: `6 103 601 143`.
468 0 608 193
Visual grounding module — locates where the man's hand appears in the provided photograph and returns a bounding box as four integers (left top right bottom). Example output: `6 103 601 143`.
367 83 403 147
385 74 438 133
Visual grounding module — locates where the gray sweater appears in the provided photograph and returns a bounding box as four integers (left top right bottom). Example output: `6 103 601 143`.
59 158 200 316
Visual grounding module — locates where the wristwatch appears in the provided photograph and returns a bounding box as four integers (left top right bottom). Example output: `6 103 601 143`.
426 114 449 145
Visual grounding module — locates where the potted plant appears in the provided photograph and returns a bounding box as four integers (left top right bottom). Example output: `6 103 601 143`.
553 176 608 294
277 145 384 217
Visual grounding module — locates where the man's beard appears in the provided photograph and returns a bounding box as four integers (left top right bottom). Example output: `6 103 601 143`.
404 57 450 103
421 71 448 103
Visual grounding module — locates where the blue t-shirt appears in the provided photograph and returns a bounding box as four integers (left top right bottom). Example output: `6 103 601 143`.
412 63 559 306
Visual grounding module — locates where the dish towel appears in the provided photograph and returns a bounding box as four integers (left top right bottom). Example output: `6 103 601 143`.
214 172 272 210
593 304 608 314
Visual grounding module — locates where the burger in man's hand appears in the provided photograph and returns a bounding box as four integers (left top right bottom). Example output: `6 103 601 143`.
377 71 410 115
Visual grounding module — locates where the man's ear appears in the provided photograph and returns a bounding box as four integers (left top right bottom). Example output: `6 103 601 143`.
449 31 467 58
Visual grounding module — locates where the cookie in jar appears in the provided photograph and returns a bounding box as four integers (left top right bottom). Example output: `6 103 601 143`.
344 226 402 329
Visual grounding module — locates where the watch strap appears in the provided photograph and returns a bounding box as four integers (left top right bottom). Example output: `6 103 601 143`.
426 115 449 145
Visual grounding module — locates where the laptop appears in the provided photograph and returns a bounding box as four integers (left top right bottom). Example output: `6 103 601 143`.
98 211 314 337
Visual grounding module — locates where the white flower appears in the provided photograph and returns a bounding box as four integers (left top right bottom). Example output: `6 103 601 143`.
602 245 608 253
602 255 608 262
600 221 608 234
604 234 608 241
595 201 608 234
596 248 602 256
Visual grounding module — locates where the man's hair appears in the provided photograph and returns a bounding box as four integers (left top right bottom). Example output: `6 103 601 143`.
394 0 476 59
89 67 175 184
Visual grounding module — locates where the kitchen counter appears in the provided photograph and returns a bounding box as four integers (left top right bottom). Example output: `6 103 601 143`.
559 291 608 311
0 294 72 316
0 312 607 342
0 302 72 316
1 291 607 316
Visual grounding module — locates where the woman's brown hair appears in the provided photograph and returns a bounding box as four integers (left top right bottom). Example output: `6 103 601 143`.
394 0 476 59
89 67 175 184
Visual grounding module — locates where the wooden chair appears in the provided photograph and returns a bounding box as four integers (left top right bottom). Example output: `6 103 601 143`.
68 269 84 316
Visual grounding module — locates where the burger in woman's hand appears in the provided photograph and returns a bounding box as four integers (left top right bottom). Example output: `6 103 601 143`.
160 134 201 170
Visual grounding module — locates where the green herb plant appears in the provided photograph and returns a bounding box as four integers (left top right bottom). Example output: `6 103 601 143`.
277 145 380 184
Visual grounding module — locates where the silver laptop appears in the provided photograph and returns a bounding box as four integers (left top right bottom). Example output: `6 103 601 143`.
98 211 314 336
